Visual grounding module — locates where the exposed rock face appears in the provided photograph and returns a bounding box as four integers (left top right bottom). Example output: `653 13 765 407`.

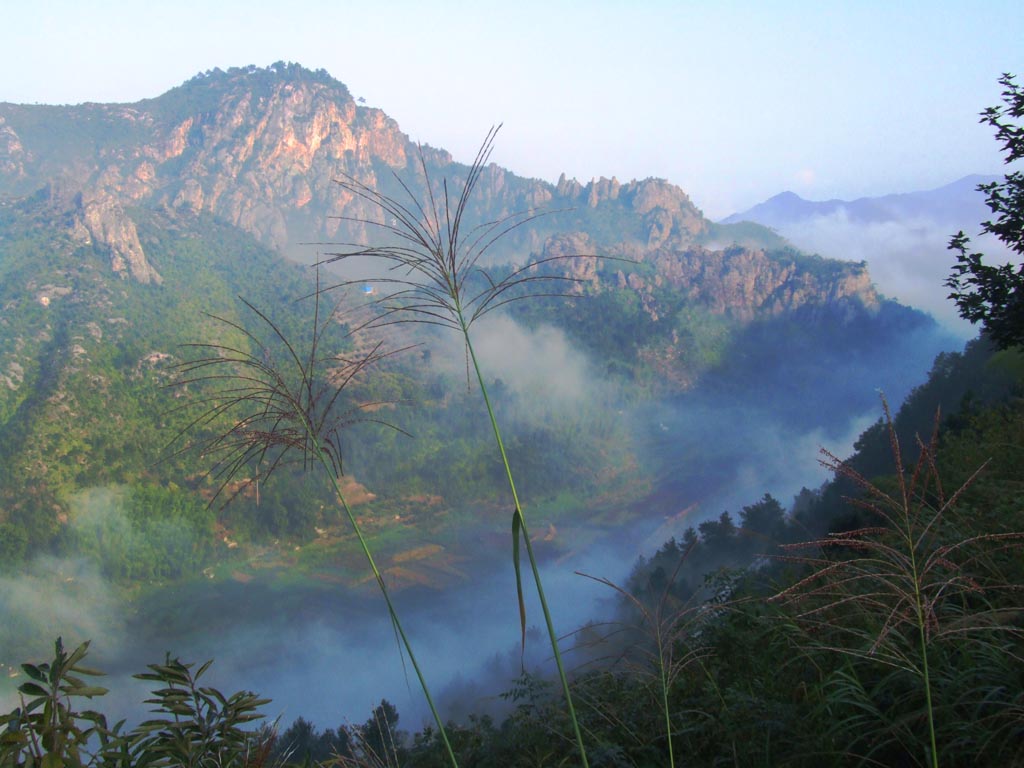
544 236 879 327
0 62 880 324
43 180 161 284
154 77 410 247
0 116 27 181
646 245 878 321
539 232 600 290
606 246 880 325
80 194 161 284
556 176 709 250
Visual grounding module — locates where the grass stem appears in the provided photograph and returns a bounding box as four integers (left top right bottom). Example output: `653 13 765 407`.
460 313 590 768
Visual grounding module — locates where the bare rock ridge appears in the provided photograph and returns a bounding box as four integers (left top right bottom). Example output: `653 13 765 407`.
42 179 161 284
620 246 876 323
0 62 881 322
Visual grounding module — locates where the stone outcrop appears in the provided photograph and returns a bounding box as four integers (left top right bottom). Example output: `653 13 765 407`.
0 63 882 318
0 116 27 181
43 180 161 284
79 194 161 284
622 244 879 323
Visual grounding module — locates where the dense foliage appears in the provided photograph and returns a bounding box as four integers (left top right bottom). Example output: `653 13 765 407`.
4 331 1022 767
3 69 1022 768
0 639 270 768
947 73 1024 348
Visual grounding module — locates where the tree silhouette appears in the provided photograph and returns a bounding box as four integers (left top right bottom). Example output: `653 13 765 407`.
947 73 1024 348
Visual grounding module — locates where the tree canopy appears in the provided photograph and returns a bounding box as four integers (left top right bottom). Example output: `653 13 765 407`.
947 73 1024 348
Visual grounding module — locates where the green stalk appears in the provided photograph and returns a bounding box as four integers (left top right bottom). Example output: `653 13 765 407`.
656 632 675 768
458 312 590 768
904 522 939 768
308 438 458 768
916 612 938 768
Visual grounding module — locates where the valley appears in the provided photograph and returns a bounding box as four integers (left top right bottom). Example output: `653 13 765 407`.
2 61 1019 767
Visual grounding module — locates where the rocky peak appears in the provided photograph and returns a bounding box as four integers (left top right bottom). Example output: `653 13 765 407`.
43 179 161 284
0 64 416 254
612 244 880 325
175 63 353 106
128 65 410 249
554 175 709 250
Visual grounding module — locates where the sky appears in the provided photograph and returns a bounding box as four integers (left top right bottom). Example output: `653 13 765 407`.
1 1 1022 218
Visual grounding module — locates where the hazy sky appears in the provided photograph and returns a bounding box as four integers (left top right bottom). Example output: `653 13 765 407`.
1 1 1022 218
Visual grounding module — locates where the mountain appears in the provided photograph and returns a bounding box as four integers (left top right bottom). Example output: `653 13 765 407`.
0 63 950 573
721 176 1007 334
0 63 800 266
721 175 999 229
0 64 714 263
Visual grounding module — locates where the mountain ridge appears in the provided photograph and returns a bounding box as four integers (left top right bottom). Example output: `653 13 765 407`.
0 62 949 569
0 63 775 265
0 62 884 328
722 174 1000 228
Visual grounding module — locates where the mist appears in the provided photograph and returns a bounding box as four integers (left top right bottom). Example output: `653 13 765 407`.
0 541 620 732
0 304 961 734
425 314 616 422
0 556 125 673
769 212 1013 339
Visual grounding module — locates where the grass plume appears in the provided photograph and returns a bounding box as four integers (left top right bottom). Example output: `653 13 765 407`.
320 127 600 767
574 544 713 768
167 278 459 768
771 399 1024 767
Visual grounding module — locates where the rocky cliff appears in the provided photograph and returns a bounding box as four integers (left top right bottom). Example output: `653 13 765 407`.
0 62 945 565
0 62 894 348
1 63 768 279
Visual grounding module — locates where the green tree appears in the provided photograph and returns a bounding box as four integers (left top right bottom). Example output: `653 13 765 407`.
357 700 403 766
947 73 1024 348
273 716 352 765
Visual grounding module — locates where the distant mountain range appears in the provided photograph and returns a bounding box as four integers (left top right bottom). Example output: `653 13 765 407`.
721 176 1005 334
722 175 999 229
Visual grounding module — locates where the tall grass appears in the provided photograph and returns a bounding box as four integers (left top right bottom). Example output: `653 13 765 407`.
771 401 1024 767
168 279 459 767
319 127 598 767
575 545 711 768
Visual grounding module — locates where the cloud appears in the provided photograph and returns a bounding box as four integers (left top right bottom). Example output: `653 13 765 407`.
472 316 600 403
0 555 127 713
425 314 615 429
774 210 1013 339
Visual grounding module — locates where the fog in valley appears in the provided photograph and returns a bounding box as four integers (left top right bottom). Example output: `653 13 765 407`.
0 292 959 731
724 176 1016 340
778 215 1012 338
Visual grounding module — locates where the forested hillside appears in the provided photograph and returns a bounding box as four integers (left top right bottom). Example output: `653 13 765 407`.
0 64 949 579
3 63 1019 768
